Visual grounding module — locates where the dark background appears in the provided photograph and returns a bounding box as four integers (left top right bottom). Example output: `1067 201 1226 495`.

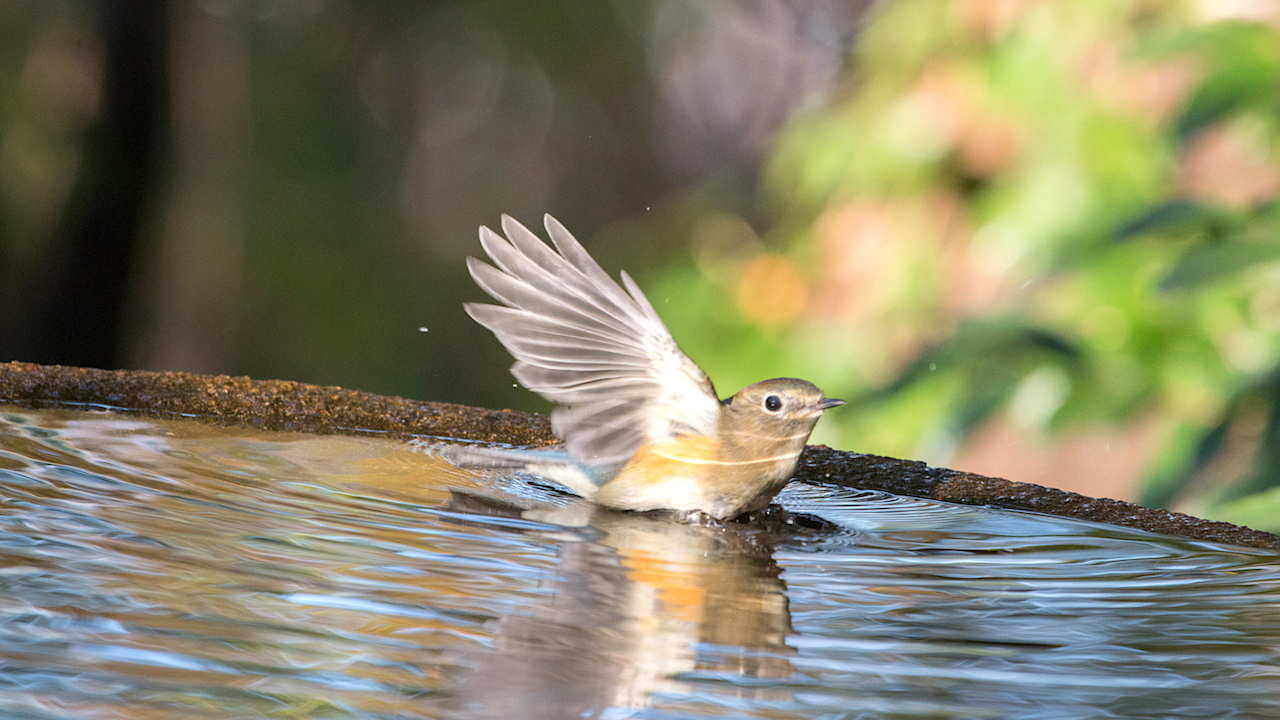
6 1 1280 528
0 0 869 412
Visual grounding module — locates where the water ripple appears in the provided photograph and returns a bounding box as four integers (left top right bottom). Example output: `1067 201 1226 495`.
0 408 1275 719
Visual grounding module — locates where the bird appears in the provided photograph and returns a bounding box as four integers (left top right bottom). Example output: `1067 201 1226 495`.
450 214 843 520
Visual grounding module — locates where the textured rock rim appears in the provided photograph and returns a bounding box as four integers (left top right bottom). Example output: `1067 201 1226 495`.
1 360 1276 551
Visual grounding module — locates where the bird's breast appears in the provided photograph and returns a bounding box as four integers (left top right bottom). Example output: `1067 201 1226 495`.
592 434 801 517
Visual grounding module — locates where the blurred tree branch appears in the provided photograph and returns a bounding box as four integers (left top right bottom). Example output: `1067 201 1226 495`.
2 0 170 369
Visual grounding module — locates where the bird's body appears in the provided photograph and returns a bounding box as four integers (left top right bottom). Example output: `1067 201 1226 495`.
452 215 842 520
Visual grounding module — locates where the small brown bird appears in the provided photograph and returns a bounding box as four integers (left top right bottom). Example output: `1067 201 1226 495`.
453 215 843 520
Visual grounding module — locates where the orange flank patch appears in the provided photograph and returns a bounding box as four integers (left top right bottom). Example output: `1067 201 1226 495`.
625 436 720 485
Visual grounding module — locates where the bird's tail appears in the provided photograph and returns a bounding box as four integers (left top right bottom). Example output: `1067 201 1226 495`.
442 443 605 500
443 443 572 469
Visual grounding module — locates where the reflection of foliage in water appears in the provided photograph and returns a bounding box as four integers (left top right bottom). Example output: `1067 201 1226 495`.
641 3 1280 529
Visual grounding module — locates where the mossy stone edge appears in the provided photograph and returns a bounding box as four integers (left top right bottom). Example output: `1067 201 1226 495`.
2 361 1275 551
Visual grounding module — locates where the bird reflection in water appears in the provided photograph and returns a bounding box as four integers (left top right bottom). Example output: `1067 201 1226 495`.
447 492 796 718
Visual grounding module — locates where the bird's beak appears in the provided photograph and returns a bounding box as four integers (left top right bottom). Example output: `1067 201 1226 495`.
817 397 845 411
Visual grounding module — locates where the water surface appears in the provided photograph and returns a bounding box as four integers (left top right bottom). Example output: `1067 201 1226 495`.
0 408 1276 719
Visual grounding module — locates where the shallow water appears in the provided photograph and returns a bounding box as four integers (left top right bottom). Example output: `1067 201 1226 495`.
0 408 1276 719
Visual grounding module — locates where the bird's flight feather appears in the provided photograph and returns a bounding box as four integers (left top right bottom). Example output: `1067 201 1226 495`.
465 215 721 468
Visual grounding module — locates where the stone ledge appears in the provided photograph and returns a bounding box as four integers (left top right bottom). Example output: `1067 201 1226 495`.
2 360 1276 551
795 447 1279 551
0 360 551 444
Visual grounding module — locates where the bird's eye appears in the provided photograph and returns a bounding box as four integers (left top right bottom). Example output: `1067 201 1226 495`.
764 395 783 412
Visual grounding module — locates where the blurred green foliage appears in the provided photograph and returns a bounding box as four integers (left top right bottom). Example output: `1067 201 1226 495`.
8 0 1280 529
643 1 1280 529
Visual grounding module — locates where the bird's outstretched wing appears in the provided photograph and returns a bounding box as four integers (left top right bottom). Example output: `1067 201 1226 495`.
465 214 721 468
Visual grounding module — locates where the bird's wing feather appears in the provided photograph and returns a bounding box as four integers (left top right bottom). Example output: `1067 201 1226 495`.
466 214 721 467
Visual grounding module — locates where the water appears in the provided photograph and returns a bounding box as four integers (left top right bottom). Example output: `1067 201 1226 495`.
0 408 1276 719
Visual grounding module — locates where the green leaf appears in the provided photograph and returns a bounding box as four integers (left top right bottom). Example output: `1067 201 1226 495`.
1140 420 1229 509
1112 201 1231 241
1213 485 1280 533
873 320 1078 398
1158 238 1280 291
1175 24 1280 139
